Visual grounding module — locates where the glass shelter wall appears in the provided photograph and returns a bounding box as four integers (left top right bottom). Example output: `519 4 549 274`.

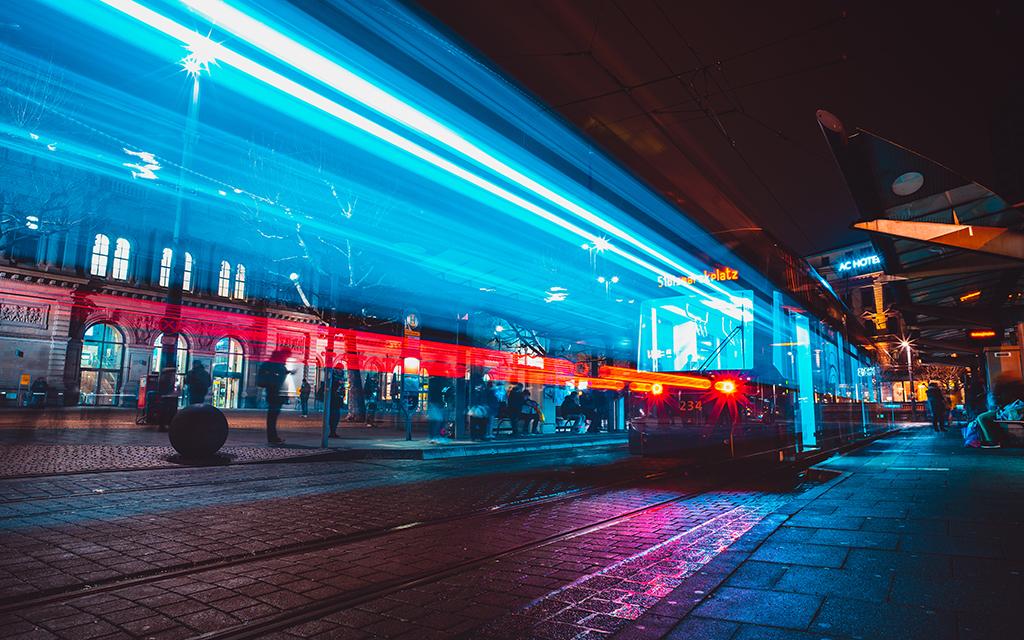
0 0 883 451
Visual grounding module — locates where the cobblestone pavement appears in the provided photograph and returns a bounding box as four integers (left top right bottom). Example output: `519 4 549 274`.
0 449 675 600
0 433 817 640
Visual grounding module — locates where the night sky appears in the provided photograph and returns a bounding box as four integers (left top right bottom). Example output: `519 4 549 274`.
415 1 1021 256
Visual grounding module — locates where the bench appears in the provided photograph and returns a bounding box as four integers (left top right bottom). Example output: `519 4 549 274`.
995 420 1024 446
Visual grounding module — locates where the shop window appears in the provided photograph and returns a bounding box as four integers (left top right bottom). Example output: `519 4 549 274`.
79 323 124 405
212 337 245 408
151 333 190 404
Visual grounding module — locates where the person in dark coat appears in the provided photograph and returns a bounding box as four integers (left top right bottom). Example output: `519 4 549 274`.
507 383 526 436
925 382 947 432
185 361 211 405
156 366 179 432
29 377 48 408
299 379 311 416
257 348 292 444
327 375 344 437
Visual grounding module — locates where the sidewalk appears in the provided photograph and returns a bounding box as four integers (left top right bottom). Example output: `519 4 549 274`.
0 409 627 477
616 426 1024 640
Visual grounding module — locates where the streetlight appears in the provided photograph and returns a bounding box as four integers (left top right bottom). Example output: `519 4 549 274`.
899 337 916 420
159 34 218 394
597 275 619 295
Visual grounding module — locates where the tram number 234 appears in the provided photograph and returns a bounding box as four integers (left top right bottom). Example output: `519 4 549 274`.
682 400 703 411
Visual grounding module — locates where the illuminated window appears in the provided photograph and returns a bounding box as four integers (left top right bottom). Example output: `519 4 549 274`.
111 238 130 280
159 248 172 287
182 252 194 292
89 234 109 276
233 263 246 299
218 261 231 297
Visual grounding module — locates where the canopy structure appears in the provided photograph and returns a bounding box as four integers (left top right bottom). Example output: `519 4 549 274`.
817 110 1024 359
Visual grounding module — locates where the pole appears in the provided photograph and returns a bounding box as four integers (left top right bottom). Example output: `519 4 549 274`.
321 366 332 449
906 345 916 420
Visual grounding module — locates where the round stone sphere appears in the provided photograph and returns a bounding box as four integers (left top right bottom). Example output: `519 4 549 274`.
168 404 229 459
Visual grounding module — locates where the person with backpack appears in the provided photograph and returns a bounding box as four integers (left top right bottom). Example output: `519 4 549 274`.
257 348 292 445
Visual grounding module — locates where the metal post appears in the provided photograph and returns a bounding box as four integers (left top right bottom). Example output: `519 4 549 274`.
321 367 332 449
906 345 916 420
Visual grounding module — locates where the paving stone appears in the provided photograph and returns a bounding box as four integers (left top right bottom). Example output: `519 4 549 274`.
811 595 956 640
772 565 891 602
691 586 821 629
749 542 848 568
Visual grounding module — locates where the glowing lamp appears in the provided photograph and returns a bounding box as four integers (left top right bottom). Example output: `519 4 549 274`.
403 357 420 376
714 380 737 394
289 272 300 281
650 383 663 395
968 330 996 339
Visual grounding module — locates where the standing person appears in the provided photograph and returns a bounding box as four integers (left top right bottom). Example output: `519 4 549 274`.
925 382 947 432
156 366 179 433
257 348 291 445
507 383 526 436
363 375 377 427
185 361 211 405
483 381 499 440
327 375 344 438
522 390 543 434
299 379 311 417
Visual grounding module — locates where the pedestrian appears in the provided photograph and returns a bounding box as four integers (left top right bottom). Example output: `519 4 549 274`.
483 381 499 440
156 366 178 433
522 390 543 434
185 361 211 405
507 383 526 436
363 375 377 427
925 382 947 432
974 373 1024 448
327 374 344 438
257 348 292 445
299 379 311 416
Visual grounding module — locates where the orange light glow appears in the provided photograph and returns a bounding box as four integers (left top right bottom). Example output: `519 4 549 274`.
969 330 997 338
714 380 737 394
650 383 664 395
959 290 981 302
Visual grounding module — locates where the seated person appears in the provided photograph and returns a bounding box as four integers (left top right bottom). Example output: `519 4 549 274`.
976 373 1024 448
522 390 543 434
558 391 587 428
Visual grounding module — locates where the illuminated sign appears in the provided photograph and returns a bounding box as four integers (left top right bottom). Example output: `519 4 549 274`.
658 267 739 288
969 330 997 339
836 255 880 273
514 354 545 369
857 366 877 377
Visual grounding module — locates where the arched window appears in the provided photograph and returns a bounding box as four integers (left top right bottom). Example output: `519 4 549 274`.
152 333 190 403
89 234 110 276
233 264 246 299
182 252 194 292
158 248 172 287
217 261 231 297
212 337 245 408
111 238 130 280
79 323 125 405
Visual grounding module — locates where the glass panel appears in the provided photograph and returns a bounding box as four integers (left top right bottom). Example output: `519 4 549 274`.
80 343 101 369
101 342 123 371
78 370 98 406
96 371 119 406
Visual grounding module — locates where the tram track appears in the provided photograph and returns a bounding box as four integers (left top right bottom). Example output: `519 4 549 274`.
190 460 799 640
1 429 903 635
0 456 685 613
